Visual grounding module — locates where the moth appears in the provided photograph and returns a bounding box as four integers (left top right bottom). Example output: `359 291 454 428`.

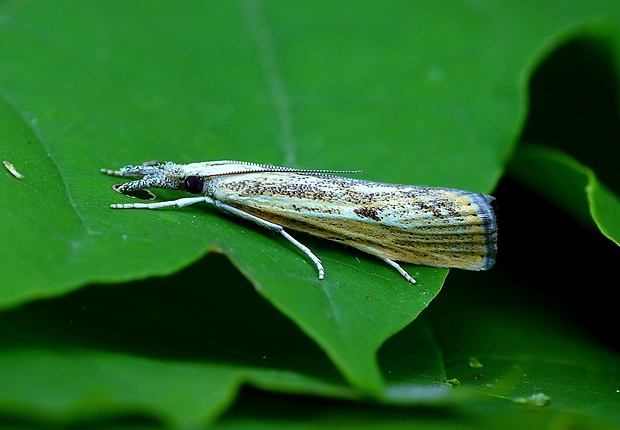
102 160 498 284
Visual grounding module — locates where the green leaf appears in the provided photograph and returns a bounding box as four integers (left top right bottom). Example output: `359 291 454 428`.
0 350 241 427
0 0 509 395
512 33 620 245
0 254 448 427
508 144 620 245
431 270 620 429
0 0 520 307
2 255 619 428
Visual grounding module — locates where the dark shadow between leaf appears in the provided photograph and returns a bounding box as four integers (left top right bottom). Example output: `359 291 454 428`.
511 34 620 351
0 252 347 386
520 36 620 194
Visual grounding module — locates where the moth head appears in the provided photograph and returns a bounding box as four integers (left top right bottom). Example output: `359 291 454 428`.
103 162 206 199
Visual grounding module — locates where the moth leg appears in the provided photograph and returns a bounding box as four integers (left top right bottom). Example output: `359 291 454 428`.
381 258 416 284
110 196 210 209
214 200 325 280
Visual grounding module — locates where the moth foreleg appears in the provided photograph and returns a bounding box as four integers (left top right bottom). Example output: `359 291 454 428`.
214 200 325 280
110 196 210 209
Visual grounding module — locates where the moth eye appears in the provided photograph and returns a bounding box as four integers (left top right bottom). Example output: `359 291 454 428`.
184 176 205 194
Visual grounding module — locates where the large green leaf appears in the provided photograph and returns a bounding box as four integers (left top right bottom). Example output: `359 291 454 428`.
1 0 528 305
0 253 449 426
0 0 510 395
2 254 619 428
